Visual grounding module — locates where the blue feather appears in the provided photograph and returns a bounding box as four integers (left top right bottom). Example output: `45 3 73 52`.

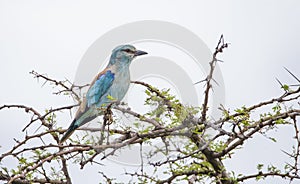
86 70 115 107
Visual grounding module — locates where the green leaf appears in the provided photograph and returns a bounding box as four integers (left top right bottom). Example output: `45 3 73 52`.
282 84 289 91
268 137 277 142
256 175 264 181
87 150 96 156
275 118 286 124
106 94 116 101
19 157 27 164
1 167 9 174
257 164 264 171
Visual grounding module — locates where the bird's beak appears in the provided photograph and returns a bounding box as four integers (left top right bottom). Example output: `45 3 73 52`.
134 50 148 56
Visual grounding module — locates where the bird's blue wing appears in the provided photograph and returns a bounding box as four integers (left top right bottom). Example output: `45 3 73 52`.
86 70 115 107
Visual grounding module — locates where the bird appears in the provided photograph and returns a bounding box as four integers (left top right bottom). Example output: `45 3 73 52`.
60 45 148 143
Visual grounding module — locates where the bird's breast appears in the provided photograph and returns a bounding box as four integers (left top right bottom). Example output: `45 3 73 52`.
107 69 130 101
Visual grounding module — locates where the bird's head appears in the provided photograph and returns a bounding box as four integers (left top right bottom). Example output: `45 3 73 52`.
109 45 147 66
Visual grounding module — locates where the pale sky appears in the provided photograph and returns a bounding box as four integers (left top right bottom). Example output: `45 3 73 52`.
0 1 299 183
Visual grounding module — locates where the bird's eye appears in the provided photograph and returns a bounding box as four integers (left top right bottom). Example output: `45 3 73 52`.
122 49 134 54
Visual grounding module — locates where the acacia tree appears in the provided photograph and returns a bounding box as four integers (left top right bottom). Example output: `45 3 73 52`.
0 36 299 184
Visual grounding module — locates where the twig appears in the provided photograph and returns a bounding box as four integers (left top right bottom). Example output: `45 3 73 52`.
200 35 228 122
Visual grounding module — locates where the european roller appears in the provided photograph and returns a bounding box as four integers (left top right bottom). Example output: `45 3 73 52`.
60 45 147 143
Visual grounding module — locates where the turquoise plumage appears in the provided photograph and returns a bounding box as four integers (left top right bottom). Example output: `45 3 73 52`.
60 45 147 143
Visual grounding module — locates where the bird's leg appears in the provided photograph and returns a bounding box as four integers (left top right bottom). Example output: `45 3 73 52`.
95 102 115 148
97 103 115 145
103 104 114 145
103 105 113 126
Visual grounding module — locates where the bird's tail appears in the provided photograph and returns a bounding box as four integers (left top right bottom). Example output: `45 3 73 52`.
60 119 78 143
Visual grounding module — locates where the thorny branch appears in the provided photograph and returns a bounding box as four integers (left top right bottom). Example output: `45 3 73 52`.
30 70 89 102
0 35 299 184
197 34 229 123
